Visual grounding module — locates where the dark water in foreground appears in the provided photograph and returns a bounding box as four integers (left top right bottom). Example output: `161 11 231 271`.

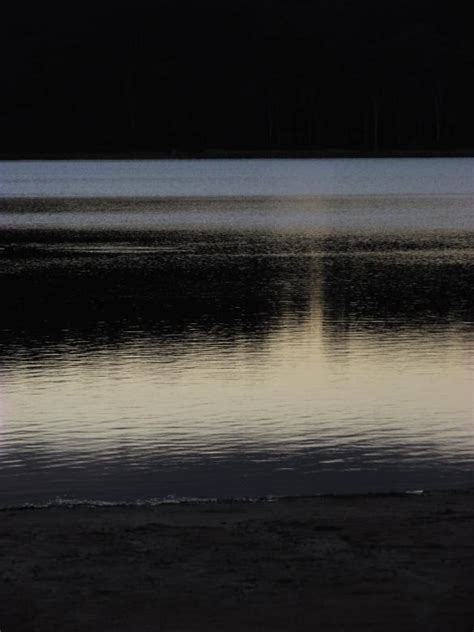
0 160 473 504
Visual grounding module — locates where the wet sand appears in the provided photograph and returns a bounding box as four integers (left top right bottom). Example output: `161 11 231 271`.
0 490 473 631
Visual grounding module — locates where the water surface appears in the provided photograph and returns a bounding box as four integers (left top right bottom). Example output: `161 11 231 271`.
0 159 473 504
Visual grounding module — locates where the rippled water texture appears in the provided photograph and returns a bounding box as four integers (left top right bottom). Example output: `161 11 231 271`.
0 159 473 504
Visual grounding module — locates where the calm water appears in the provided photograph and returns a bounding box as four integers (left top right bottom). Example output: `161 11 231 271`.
0 159 473 505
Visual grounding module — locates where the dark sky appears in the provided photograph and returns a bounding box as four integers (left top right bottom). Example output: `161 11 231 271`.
2 0 473 155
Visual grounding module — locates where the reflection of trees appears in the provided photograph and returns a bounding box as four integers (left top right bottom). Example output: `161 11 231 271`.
0 227 472 364
321 240 474 344
0 230 316 363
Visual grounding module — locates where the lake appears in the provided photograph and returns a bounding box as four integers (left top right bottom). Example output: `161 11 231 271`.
0 159 472 505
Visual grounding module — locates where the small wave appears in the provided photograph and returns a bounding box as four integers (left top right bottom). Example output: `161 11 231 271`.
1 494 282 509
0 489 439 510
18 244 192 255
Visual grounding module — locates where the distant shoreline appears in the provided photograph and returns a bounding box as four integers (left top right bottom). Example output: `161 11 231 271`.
1 489 472 631
2 149 474 160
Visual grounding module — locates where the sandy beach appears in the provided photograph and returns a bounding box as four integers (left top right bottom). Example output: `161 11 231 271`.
0 490 473 631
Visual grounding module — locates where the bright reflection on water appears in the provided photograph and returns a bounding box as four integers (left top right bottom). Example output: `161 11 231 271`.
0 168 473 503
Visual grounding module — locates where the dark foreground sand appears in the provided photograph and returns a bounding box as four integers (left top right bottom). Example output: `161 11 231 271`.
1 491 473 631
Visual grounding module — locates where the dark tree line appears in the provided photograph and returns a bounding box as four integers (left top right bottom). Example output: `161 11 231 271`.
1 0 473 155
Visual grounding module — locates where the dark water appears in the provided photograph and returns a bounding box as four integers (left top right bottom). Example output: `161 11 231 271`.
0 160 473 504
